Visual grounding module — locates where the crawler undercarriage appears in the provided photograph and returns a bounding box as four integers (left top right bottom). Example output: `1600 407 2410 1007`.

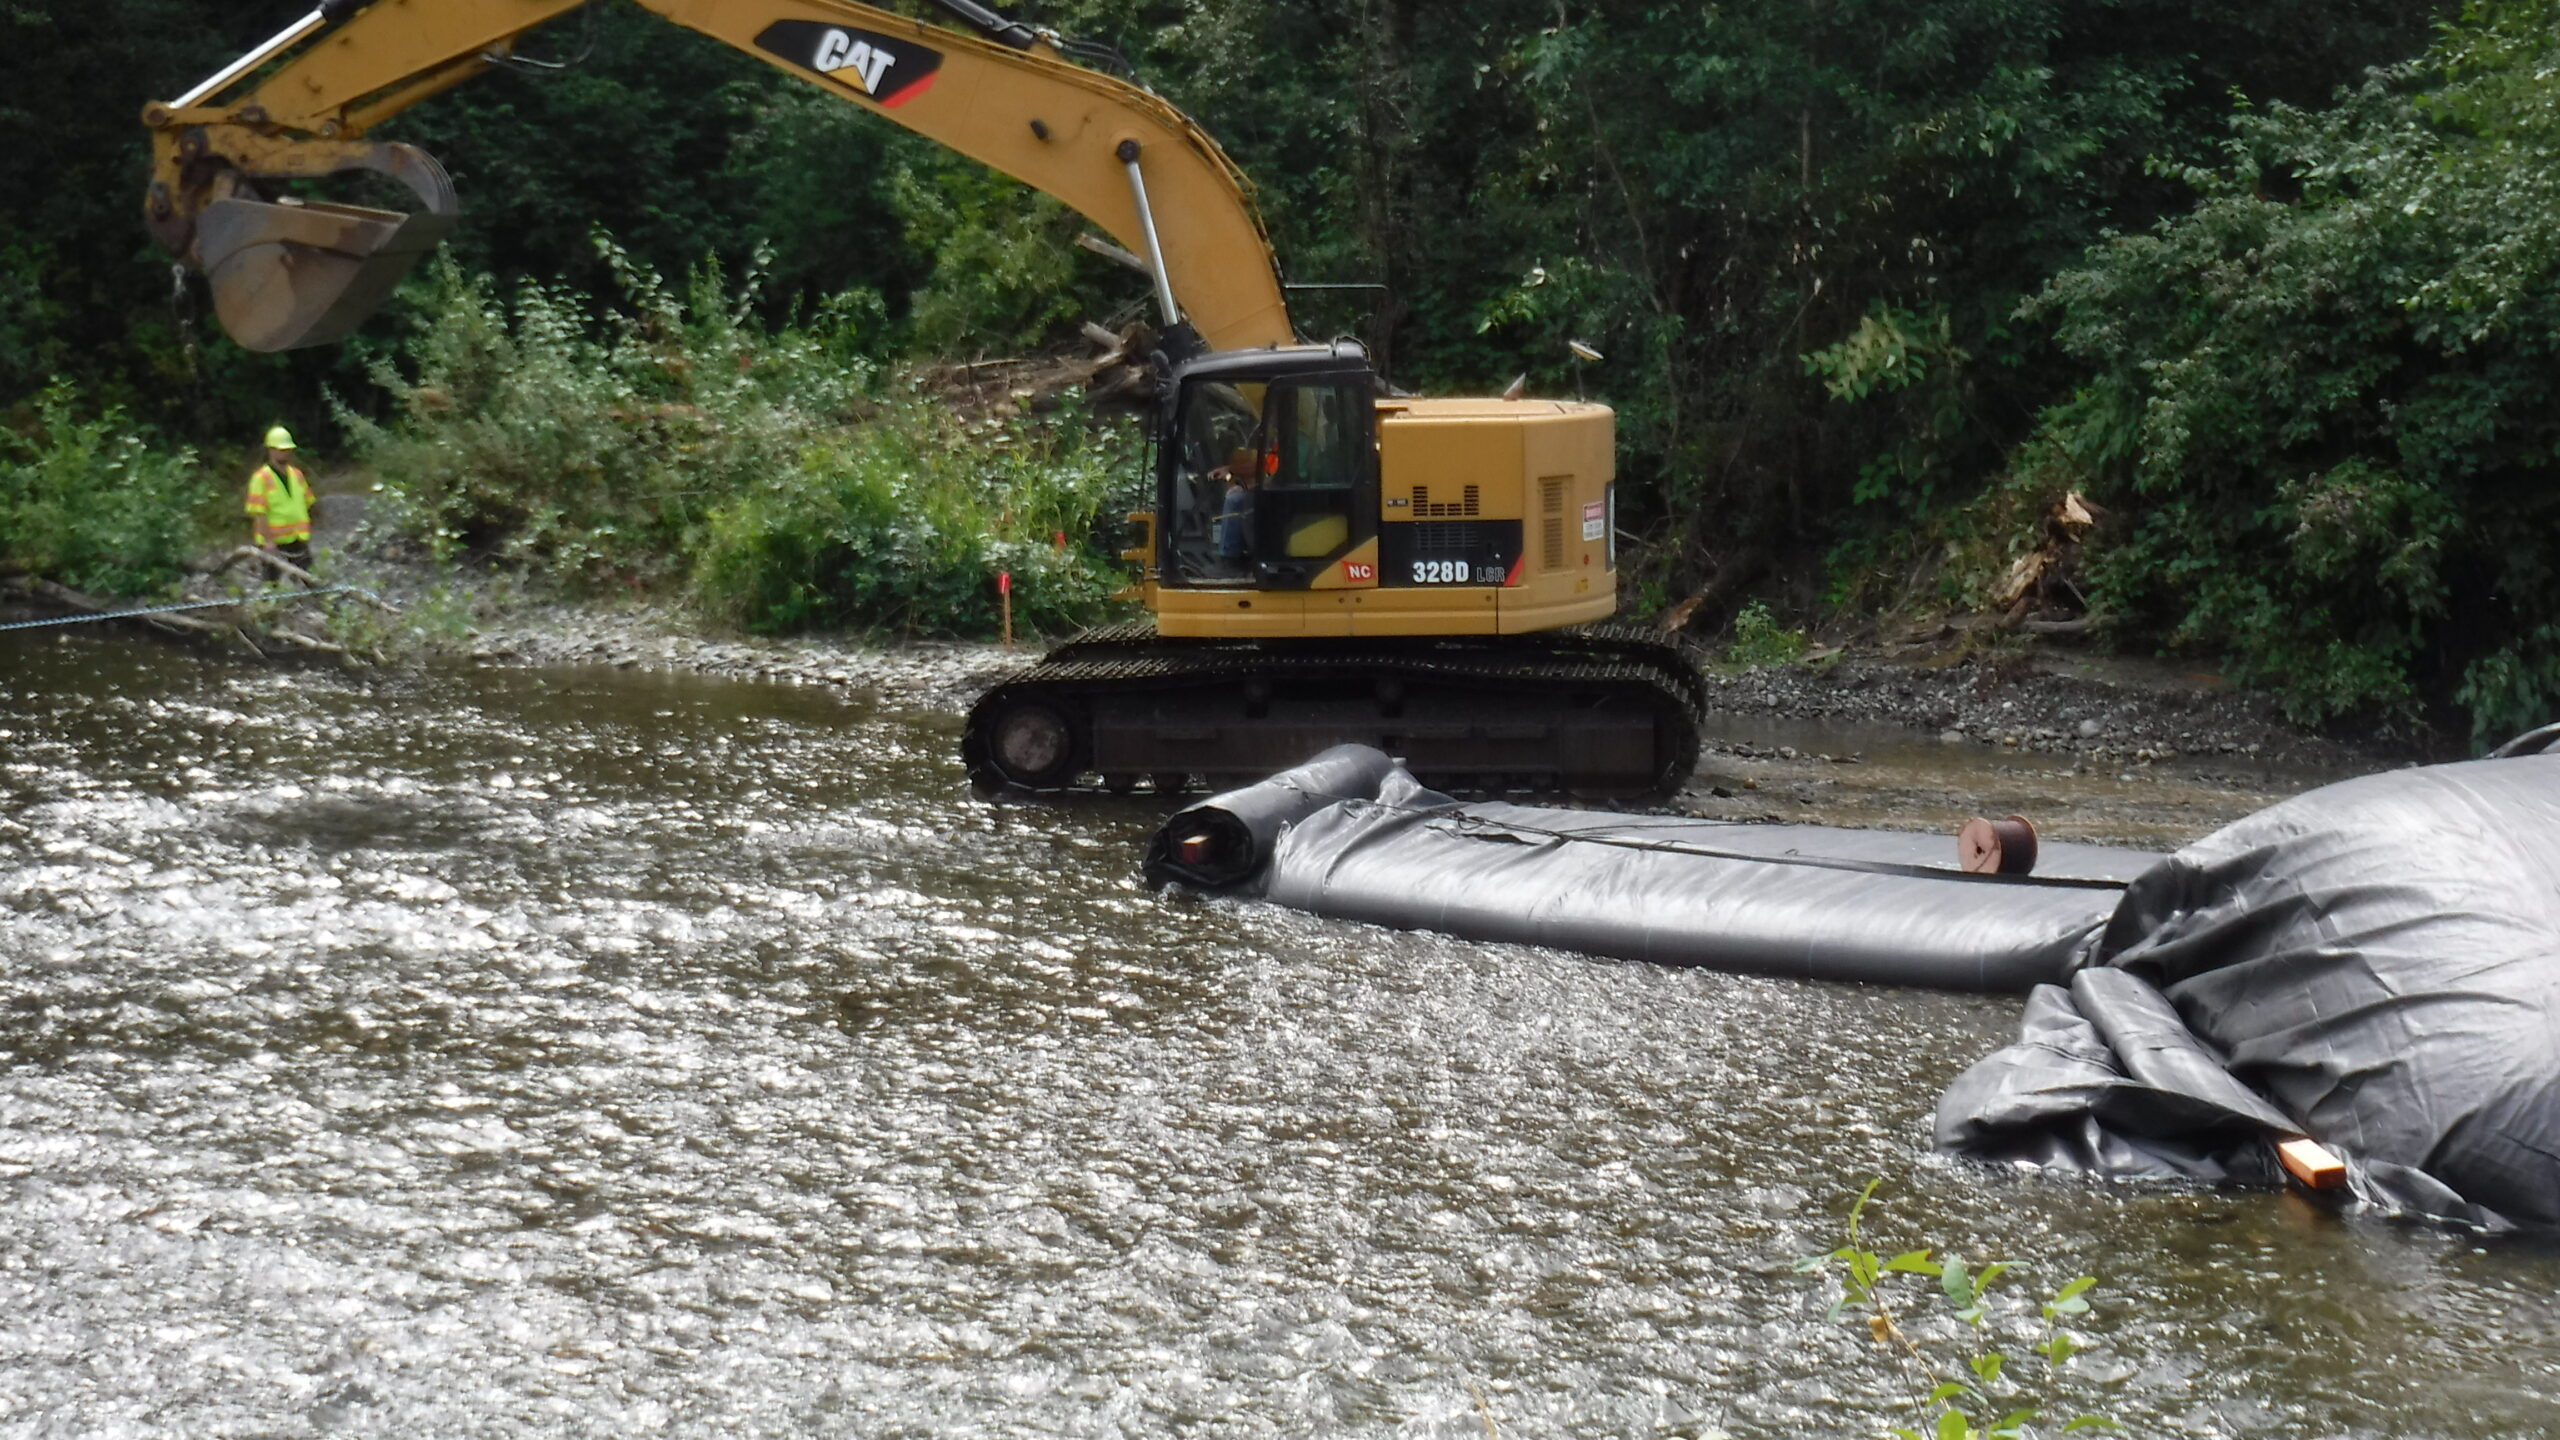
963 623 1706 800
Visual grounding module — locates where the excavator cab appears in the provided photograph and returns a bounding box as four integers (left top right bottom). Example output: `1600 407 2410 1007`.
1158 344 1378 589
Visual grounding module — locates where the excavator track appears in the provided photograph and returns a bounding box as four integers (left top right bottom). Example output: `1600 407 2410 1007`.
963 624 1707 800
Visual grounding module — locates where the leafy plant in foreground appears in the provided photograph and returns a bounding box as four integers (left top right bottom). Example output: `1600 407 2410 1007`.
1798 1179 2120 1439
0 380 205 597
1724 600 1811 669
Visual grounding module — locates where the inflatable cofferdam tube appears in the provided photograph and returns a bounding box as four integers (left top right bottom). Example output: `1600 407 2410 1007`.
1141 743 1403 889
1146 745 2152 991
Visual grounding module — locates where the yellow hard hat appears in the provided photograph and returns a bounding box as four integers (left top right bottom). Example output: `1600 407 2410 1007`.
263 425 297 451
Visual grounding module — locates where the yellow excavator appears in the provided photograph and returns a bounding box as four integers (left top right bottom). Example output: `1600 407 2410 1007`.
144 0 1704 797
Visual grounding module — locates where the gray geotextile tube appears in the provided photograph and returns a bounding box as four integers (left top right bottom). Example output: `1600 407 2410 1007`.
1255 793 2131 990
1143 744 2139 992
1142 744 1408 889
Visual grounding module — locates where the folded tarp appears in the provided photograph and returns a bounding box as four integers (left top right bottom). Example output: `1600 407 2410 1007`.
1145 745 2151 992
1937 754 2560 1228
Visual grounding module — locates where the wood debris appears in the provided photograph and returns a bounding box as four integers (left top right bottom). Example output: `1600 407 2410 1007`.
919 319 1159 423
1992 490 2101 624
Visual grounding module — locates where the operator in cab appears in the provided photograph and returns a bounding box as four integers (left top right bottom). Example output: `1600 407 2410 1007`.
244 426 316 573
1215 447 1258 576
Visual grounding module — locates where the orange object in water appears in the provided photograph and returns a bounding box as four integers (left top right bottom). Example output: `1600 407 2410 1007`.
2275 1135 2347 1190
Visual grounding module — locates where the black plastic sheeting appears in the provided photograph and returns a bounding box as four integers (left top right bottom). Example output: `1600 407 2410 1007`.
1146 744 2152 991
1939 754 2560 1229
1147 743 2560 1226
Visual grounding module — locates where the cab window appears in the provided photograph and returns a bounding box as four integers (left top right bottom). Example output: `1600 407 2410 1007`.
1268 383 1363 491
1166 380 1264 582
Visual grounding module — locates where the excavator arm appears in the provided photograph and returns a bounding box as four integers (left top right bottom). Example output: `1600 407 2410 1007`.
142 0 1294 353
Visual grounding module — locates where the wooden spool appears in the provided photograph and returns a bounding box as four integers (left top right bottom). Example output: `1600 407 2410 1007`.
1957 814 2040 875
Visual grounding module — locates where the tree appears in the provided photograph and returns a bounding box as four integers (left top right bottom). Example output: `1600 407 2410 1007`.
2015 0 2560 740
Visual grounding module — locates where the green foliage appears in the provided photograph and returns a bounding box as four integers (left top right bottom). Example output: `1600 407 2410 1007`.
2 0 2475 691
0 381 203 596
2014 0 2560 741
888 146 1107 356
692 401 1134 637
1377 0 2428 533
1725 600 1812 668
348 239 1135 637
371 1 904 323
1798 1180 2121 1439
1805 304 1977 513
344 238 878 586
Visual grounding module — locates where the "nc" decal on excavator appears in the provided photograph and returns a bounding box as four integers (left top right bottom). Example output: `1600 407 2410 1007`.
753 21 943 108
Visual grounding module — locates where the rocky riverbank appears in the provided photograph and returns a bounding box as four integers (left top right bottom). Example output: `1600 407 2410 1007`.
1700 648 2421 774
14 526 2424 785
442 581 2422 782
459 600 1019 714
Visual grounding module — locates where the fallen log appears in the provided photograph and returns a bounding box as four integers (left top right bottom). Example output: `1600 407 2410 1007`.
1076 233 1151 277
30 579 231 636
2021 614 2116 636
215 547 401 611
1656 549 1769 635
264 628 354 657
16 572 384 663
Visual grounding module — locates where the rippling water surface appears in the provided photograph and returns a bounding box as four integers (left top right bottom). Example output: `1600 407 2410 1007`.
4 630 2557 1438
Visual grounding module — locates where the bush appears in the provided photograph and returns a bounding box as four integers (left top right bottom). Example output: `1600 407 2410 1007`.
350 237 1142 637
1799 1179 2122 1439
0 381 203 596
692 400 1138 637
2007 0 2560 743
1726 599 1811 668
344 239 880 587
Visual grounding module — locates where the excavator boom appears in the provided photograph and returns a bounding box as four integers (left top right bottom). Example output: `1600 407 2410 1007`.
143 0 1293 353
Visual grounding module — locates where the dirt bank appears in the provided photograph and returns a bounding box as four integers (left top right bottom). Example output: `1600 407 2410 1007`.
332 536 2441 782
445 582 2419 843
1672 643 2437 845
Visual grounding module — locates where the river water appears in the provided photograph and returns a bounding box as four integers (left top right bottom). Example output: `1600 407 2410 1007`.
3 629 2556 1438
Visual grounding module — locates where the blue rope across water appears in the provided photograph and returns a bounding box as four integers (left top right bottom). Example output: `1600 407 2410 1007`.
0 585 381 633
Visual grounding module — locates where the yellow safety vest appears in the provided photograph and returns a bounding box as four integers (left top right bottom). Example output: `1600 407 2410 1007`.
246 463 313 543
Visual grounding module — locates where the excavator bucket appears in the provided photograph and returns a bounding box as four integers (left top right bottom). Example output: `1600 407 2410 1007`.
195 196 459 352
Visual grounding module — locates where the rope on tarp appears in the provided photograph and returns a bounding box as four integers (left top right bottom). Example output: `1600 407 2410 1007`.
0 585 382 633
1200 776 2136 892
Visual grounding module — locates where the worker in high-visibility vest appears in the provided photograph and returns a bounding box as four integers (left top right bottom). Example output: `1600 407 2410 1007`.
244 425 316 570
